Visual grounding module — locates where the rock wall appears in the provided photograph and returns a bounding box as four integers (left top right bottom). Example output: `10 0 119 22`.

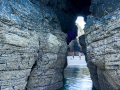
90 0 120 17
84 9 120 90
81 0 120 90
0 0 67 90
68 39 81 52
78 35 86 56
1 0 120 90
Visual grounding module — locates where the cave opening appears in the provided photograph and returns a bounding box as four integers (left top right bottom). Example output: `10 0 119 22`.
67 16 86 65
59 16 94 90
76 16 86 30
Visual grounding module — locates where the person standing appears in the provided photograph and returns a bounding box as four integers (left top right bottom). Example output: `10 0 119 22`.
72 52 74 59
79 52 82 60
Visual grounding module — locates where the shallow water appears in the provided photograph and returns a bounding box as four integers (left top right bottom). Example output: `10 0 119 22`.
59 65 96 90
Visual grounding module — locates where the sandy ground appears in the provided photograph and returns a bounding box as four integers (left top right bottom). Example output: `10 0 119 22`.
67 56 87 66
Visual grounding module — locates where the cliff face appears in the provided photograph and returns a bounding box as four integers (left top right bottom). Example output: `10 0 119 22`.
0 0 67 90
84 0 120 89
1 0 120 90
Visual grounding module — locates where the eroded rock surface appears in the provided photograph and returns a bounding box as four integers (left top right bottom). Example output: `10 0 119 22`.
0 0 67 90
90 0 120 17
1 0 120 90
84 10 120 90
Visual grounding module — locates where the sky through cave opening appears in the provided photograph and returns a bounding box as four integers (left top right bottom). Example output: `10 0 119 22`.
59 16 93 90
76 16 86 30
66 16 86 45
67 16 86 65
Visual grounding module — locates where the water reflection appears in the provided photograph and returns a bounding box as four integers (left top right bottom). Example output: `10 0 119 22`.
59 65 96 90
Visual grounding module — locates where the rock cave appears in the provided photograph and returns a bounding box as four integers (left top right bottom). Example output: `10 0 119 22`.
0 0 120 90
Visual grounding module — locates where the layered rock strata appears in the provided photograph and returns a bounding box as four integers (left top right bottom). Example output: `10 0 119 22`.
84 10 120 90
0 0 67 90
1 0 120 90
90 0 120 17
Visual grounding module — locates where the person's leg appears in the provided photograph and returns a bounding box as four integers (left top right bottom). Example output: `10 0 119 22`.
79 55 81 60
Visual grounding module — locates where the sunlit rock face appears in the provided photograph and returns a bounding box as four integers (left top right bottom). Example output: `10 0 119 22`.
0 0 67 90
84 8 120 90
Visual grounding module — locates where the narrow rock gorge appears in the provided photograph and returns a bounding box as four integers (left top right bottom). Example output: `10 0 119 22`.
0 0 120 90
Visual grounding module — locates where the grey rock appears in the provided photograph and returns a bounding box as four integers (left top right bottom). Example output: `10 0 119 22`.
90 0 120 17
84 10 120 90
0 0 67 90
1 0 120 90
